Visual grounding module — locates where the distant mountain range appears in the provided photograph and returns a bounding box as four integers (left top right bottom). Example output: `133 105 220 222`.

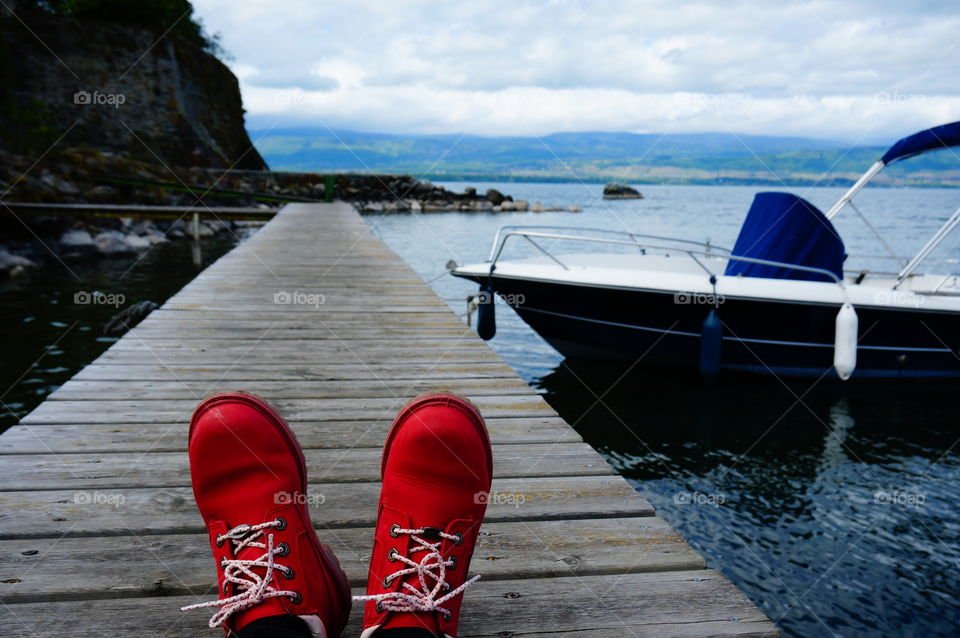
250 128 960 187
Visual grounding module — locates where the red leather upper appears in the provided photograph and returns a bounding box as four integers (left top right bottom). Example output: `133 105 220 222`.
361 394 493 637
188 393 351 636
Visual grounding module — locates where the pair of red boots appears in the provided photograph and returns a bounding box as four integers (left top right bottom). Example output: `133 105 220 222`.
181 393 493 638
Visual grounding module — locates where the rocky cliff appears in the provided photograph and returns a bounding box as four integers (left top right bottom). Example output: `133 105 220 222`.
0 7 266 170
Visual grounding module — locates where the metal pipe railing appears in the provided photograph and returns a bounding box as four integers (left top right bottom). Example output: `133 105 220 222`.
896 205 960 286
488 229 844 284
487 225 731 261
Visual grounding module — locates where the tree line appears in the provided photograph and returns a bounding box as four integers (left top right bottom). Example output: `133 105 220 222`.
15 0 221 54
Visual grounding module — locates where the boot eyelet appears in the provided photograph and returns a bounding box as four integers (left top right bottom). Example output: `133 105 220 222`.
290 591 301 604
276 542 290 557
389 524 400 537
382 575 393 587
274 517 287 530
453 533 463 546
375 601 384 613
448 556 457 569
387 548 398 562
442 582 451 592
215 537 224 548
281 566 295 579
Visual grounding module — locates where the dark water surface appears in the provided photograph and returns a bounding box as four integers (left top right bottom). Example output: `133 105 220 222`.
370 182 960 637
0 236 237 430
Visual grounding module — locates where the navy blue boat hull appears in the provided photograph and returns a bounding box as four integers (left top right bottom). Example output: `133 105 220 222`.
457 274 960 379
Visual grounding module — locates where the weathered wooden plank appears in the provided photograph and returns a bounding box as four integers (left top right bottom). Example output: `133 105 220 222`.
0 443 612 491
106 339 494 353
170 280 451 289
126 326 475 340
0 476 649 539
0 517 702 603
21 395 554 424
157 306 459 315
171 269 428 278
168 287 455 297
0 417 579 453
69 362 519 381
47 378 534 401
0 571 779 637
142 309 465 322
88 349 503 366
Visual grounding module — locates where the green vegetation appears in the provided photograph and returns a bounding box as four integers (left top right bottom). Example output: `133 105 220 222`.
17 0 222 54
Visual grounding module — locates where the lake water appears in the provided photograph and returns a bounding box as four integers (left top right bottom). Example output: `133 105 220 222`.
0 236 237 430
369 182 960 637
5 183 959 636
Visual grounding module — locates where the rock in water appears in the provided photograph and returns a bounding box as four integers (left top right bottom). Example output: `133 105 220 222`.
486 188 506 206
0 251 36 277
94 231 138 257
603 183 644 199
103 300 158 336
125 233 151 249
59 229 97 259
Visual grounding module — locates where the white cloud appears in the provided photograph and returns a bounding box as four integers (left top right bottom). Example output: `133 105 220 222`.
193 0 960 141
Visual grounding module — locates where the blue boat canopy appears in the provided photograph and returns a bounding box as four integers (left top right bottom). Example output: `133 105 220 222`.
724 192 845 282
881 121 960 165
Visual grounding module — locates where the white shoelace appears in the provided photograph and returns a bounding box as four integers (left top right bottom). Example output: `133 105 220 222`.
181 519 299 628
353 525 480 619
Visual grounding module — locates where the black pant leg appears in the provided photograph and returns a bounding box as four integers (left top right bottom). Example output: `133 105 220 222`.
231 615 313 638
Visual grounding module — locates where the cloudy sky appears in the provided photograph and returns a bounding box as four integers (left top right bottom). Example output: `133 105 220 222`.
193 0 960 143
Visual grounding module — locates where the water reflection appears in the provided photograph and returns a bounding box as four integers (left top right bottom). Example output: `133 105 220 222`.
534 360 960 637
0 235 238 430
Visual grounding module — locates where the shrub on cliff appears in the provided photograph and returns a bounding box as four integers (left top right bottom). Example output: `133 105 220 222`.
17 0 221 54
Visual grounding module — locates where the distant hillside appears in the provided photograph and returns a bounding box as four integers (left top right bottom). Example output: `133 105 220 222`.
251 129 960 187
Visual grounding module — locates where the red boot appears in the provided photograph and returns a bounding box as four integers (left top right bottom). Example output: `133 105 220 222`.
181 393 351 637
356 394 493 638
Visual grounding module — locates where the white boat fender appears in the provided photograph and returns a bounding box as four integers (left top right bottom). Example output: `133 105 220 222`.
476 282 497 341
834 302 858 380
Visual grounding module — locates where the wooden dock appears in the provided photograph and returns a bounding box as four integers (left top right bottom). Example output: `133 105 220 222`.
0 203 778 636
